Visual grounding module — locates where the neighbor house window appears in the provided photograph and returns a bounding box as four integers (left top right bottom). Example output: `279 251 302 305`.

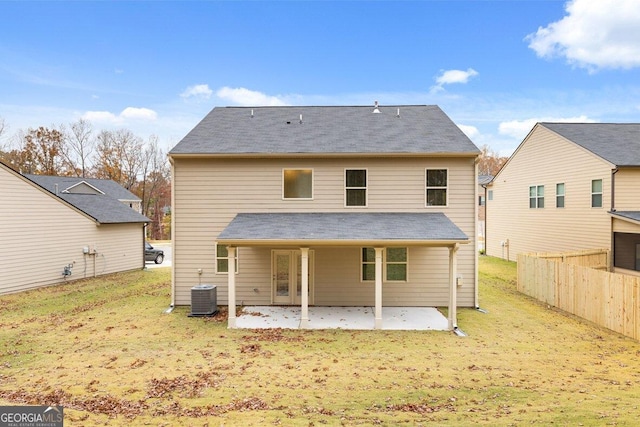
488 190 493 201
478 195 485 206
283 169 313 199
556 183 565 208
591 179 603 208
529 185 544 208
426 169 447 206
361 247 408 282
345 169 367 207
216 244 238 274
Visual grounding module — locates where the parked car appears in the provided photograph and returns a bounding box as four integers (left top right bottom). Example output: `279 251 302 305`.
145 242 164 264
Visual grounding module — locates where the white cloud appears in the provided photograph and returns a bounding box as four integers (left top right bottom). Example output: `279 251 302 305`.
216 87 288 106
457 124 479 139
498 115 595 140
120 107 157 121
82 107 158 124
526 0 640 71
181 84 213 100
431 68 479 93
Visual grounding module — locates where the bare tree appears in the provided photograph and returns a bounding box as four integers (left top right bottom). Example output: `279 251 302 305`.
92 129 143 189
130 135 171 239
477 144 508 176
63 119 94 177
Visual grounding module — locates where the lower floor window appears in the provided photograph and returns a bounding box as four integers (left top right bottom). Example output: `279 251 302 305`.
362 247 408 281
216 244 238 274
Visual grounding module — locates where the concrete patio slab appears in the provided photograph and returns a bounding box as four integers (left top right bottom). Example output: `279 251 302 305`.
235 306 449 330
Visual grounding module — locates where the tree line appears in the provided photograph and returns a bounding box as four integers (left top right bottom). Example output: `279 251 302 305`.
0 117 171 240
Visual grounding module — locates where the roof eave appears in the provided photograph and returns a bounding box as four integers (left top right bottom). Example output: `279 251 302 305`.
169 151 480 159
216 238 470 247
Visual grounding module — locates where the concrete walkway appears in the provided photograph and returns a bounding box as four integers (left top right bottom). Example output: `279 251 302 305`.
235 306 449 330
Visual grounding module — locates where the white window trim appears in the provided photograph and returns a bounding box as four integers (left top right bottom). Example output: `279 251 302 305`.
215 243 238 275
282 168 314 200
556 183 565 208
344 168 368 208
425 168 449 208
529 184 545 209
361 247 409 283
591 179 603 208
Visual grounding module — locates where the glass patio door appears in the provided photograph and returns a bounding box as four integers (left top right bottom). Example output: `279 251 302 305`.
272 250 314 305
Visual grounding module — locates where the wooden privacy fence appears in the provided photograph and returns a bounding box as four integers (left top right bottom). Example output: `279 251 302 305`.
518 249 640 341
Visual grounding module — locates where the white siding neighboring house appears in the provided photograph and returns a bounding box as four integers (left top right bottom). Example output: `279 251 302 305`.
169 104 481 330
0 161 150 295
486 123 640 276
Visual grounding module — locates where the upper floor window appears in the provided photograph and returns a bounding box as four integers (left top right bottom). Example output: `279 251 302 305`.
425 169 447 206
529 185 544 208
556 183 565 208
591 179 603 208
283 169 313 199
488 190 493 201
361 247 408 282
345 169 367 207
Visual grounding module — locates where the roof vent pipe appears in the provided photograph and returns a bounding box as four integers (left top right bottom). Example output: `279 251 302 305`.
54 183 58 195
250 109 254 118
372 100 381 114
299 114 303 124
397 108 400 117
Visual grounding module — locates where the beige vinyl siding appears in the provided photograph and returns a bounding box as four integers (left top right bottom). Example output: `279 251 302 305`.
1 165 144 295
613 218 640 233
614 168 640 211
172 156 477 307
486 125 613 260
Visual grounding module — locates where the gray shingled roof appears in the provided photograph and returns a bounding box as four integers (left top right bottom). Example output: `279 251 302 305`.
58 194 149 224
25 174 148 224
611 211 640 223
541 123 640 166
217 213 468 243
170 105 479 155
26 175 141 201
478 175 493 185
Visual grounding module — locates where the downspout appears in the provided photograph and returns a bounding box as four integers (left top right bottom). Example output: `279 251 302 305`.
610 167 619 271
166 157 176 313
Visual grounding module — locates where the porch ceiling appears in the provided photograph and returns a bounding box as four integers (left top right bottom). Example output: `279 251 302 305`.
217 212 469 246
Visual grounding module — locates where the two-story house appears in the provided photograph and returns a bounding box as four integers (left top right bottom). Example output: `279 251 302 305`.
168 105 480 329
486 123 640 275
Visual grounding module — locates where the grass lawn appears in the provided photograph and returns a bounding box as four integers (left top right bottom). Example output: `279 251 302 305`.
2 256 640 426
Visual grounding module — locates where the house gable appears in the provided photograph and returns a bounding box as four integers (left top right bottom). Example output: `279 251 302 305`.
486 122 634 261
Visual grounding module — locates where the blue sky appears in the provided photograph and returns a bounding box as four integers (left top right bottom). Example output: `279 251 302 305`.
1 0 640 156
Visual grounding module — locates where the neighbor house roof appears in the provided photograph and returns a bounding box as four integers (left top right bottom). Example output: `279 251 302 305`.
217 213 469 246
25 175 141 201
24 174 148 224
478 175 493 186
541 123 640 167
169 105 479 156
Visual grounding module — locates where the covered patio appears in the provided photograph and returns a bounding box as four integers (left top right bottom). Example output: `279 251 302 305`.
236 306 449 330
218 212 470 331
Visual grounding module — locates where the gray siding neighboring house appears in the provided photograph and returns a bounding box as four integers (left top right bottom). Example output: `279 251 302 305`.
486 123 640 275
169 104 480 329
1 161 150 295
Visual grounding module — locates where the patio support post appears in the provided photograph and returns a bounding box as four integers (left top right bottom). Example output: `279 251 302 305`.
448 243 459 331
374 247 384 329
227 246 237 329
300 247 310 329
